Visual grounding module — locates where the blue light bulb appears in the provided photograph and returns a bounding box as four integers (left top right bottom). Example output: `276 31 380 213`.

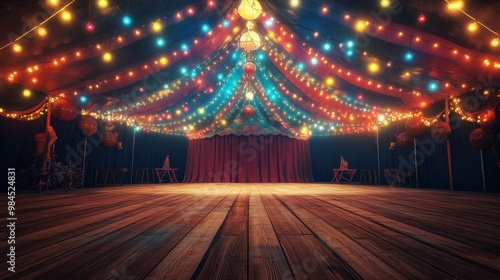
156 38 165 47
428 82 438 91
122 15 131 26
201 24 210 33
405 51 413 61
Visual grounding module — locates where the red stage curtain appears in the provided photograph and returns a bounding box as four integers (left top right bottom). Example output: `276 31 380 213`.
184 135 314 183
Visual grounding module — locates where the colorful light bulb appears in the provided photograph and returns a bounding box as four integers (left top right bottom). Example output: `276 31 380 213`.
122 15 131 26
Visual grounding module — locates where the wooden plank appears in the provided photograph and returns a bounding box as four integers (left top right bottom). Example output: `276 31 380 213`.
289 194 452 279
308 194 500 279
276 195 408 280
62 195 228 280
195 192 249 279
279 234 360 279
340 192 500 253
259 190 310 235
145 191 238 280
2 183 500 280
248 188 292 279
7 193 212 279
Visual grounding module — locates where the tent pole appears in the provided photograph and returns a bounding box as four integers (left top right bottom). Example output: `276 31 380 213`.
480 150 486 192
413 138 419 188
445 98 454 191
41 98 52 174
130 128 136 184
81 137 88 188
376 128 381 185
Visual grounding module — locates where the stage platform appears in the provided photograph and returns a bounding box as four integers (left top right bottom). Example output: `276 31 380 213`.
2 183 500 279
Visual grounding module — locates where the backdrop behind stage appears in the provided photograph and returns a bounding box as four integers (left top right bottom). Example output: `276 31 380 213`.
183 135 314 183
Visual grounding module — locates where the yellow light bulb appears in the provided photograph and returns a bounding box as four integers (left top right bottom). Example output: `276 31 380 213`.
159 57 168 65
368 62 380 73
467 22 478 32
23 89 32 97
355 20 366 32
290 0 300 8
12 43 22 53
61 10 72 22
380 0 390 8
48 0 59 7
447 0 464 10
152 21 162 32
97 0 108 8
491 38 500 48
325 77 335 86
37 27 47 37
102 52 112 62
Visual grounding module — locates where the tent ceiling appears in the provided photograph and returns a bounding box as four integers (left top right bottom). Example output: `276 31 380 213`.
1 0 499 137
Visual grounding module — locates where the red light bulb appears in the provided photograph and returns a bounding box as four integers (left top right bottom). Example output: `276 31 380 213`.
418 14 425 23
86 22 95 31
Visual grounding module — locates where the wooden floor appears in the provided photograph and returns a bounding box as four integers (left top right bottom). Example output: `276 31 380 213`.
2 183 500 280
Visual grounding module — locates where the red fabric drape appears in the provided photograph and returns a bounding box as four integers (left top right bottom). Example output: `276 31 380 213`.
183 135 314 183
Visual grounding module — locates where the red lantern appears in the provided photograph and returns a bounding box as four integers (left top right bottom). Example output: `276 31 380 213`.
430 121 452 143
405 117 426 137
78 115 98 136
469 128 493 150
52 99 78 121
396 132 414 148
243 62 256 75
242 104 255 117
100 132 118 148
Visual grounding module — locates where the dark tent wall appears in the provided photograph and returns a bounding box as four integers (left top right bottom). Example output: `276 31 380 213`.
1 113 499 192
310 119 500 192
0 116 188 189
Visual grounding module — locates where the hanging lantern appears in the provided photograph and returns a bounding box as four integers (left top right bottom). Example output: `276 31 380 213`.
240 30 261 51
100 132 118 148
245 91 254 100
243 61 256 75
405 117 426 137
396 132 414 148
430 121 452 143
468 128 493 150
237 0 262 21
242 104 255 117
78 115 98 136
52 99 78 122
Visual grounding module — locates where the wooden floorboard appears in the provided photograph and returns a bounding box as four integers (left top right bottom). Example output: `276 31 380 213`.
1 183 500 279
